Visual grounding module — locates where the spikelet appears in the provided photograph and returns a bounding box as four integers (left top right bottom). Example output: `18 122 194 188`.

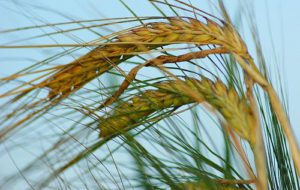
99 77 255 144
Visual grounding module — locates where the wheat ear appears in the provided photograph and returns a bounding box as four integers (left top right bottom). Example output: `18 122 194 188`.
99 77 255 144
0 17 247 100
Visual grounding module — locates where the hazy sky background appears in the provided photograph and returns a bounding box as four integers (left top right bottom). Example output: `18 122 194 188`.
0 0 299 188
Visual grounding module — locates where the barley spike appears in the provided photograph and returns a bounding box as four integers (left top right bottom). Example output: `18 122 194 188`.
99 77 255 143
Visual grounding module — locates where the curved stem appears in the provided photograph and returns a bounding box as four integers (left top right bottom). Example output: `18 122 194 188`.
234 54 300 176
252 126 268 190
265 85 300 175
245 77 268 190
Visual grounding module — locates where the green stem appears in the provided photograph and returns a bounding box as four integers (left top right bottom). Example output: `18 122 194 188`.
265 86 300 176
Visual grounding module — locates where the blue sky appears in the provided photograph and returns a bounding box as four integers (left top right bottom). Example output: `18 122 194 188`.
0 0 299 188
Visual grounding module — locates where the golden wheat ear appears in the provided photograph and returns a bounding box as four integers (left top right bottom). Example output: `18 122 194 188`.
1 16 246 102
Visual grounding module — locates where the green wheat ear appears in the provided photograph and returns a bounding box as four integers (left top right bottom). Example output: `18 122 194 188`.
98 77 254 145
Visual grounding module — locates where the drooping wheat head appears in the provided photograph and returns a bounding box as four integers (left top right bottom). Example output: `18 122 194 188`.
99 77 255 145
1 17 248 100
44 17 249 99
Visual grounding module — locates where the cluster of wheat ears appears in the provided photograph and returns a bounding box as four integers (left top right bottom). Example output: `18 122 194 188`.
0 1 299 190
